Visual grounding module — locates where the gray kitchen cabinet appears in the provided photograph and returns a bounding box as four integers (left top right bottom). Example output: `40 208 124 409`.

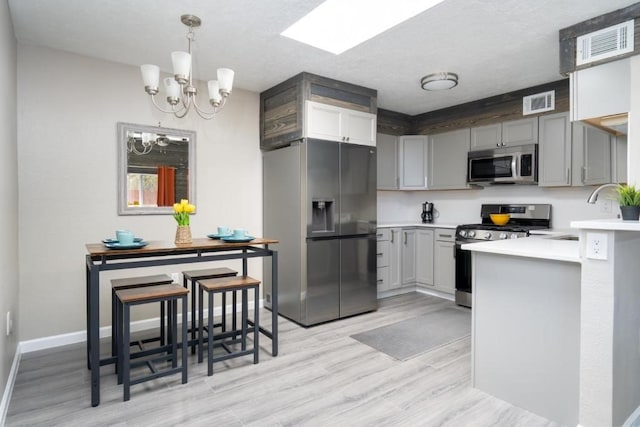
470 117 538 150
389 228 402 290
571 121 611 186
376 229 391 292
613 134 627 184
399 136 428 189
538 112 572 187
416 228 434 287
377 133 399 189
427 128 471 190
401 228 416 285
433 229 456 295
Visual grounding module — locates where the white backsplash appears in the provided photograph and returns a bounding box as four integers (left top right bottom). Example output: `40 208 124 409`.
378 185 618 229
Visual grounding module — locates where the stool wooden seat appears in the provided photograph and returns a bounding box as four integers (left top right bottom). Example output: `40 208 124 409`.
116 283 189 401
198 276 260 376
182 267 237 353
111 274 173 358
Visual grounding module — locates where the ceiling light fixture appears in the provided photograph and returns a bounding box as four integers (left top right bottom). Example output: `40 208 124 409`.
421 72 459 91
140 15 234 120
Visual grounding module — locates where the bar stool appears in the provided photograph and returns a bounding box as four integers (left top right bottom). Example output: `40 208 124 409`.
181 267 237 353
110 274 173 359
197 276 260 376
115 283 188 401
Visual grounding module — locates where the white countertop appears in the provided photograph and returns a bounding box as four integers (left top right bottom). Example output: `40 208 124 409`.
378 222 458 229
462 235 580 263
571 218 640 231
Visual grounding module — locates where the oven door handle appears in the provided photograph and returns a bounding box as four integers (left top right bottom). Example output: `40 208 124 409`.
512 154 519 178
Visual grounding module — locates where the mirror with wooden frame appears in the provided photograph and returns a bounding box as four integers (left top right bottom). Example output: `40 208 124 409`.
117 122 196 215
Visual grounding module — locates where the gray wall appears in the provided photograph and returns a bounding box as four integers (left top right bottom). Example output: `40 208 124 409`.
0 0 19 401
16 43 262 340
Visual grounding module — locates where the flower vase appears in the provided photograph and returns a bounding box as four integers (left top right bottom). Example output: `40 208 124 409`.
175 225 192 244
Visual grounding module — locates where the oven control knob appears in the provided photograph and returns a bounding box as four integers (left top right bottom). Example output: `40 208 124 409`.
468 230 476 238
499 232 508 239
459 230 467 238
484 232 492 240
510 233 519 239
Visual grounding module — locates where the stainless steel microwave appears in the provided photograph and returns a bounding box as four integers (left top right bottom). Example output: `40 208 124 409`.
467 143 538 185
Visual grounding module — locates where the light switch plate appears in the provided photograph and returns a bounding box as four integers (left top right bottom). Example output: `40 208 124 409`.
586 232 608 260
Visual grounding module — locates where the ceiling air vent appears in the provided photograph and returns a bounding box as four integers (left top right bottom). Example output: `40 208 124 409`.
576 20 634 66
523 90 555 115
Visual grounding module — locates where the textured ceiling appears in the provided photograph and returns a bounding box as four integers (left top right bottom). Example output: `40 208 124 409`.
7 0 639 115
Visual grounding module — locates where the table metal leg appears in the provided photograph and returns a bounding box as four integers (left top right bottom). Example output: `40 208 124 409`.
89 264 100 407
271 250 278 356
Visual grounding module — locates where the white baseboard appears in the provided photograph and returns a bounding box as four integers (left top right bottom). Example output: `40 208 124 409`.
0 343 22 426
415 287 455 302
19 299 264 354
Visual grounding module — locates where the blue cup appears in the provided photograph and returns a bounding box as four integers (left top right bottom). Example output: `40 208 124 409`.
217 226 231 236
233 229 247 239
116 230 134 245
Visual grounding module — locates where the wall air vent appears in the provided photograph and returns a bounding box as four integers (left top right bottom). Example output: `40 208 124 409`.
523 90 555 115
576 20 634 66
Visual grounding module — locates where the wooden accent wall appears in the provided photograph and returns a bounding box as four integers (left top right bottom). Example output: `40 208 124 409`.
377 79 569 136
559 3 640 75
377 108 413 136
260 72 377 150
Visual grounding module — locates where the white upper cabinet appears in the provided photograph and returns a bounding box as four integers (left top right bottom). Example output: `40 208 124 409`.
539 112 572 187
428 128 471 190
376 133 399 190
305 100 376 146
470 117 538 150
570 59 630 121
398 135 428 190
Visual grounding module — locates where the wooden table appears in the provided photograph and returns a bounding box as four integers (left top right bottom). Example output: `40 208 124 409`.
85 237 279 407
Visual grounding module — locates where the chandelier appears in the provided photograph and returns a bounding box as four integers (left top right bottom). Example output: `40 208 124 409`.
140 14 234 120
127 132 176 155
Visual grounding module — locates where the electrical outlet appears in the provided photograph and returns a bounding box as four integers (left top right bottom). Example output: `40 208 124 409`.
600 200 613 214
6 311 12 336
586 232 608 260
171 272 180 283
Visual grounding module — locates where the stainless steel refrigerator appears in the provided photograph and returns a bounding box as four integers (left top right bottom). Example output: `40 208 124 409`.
263 138 378 326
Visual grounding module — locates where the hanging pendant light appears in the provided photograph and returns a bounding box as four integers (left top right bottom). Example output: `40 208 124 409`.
140 15 234 120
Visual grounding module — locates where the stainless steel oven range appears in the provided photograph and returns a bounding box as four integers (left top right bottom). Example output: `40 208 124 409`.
454 203 552 308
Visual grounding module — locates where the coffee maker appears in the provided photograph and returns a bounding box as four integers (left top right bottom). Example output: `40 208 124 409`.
421 202 434 223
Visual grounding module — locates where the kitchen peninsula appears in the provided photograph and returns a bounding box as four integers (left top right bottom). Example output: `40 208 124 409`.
465 219 640 427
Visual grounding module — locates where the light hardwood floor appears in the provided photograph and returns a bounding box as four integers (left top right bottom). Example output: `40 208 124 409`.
6 293 562 426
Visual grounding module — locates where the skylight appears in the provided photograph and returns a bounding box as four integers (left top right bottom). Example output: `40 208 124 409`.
281 0 445 55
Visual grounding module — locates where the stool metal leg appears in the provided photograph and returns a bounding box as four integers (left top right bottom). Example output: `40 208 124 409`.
232 291 237 332
181 294 188 384
241 289 248 351
111 289 117 357
207 291 215 376
253 286 259 364
198 283 204 363
171 299 178 369
189 277 197 355
160 302 166 346
123 304 131 402
222 292 227 332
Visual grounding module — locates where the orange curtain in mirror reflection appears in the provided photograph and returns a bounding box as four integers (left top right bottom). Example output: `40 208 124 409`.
157 166 176 206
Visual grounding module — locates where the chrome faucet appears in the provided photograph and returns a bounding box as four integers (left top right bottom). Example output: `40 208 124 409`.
587 183 619 204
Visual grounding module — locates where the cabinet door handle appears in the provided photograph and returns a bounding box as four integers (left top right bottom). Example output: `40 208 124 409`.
390 230 395 243
376 252 383 256
581 166 586 184
424 176 428 188
376 233 383 238
377 279 384 283
404 232 407 245
453 245 456 258
438 234 452 239
566 168 570 184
